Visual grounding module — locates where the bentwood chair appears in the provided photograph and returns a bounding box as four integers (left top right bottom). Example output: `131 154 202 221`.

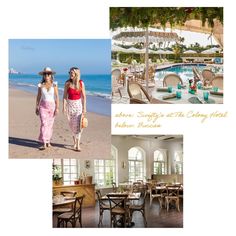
96 190 110 227
112 182 117 193
57 195 84 228
127 81 171 104
201 69 215 86
61 191 77 198
129 190 148 227
163 73 183 87
53 191 77 215
132 182 141 193
107 193 129 228
148 183 166 209
165 185 180 212
211 75 223 90
112 69 123 97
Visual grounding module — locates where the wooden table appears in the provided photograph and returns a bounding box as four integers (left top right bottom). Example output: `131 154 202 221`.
102 192 141 201
53 196 75 207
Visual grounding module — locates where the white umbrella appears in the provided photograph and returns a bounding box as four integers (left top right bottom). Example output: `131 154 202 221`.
164 49 174 54
183 49 197 54
112 44 128 53
155 49 166 54
201 47 220 54
210 47 220 52
113 29 179 89
126 47 143 54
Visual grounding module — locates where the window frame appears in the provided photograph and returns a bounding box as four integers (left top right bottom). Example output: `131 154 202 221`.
94 159 116 188
128 147 145 182
153 149 167 175
52 159 80 185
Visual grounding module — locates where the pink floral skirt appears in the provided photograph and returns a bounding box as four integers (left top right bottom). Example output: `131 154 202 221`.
38 100 56 143
66 99 82 138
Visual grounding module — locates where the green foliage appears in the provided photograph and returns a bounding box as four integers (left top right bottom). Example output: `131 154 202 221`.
52 164 62 181
110 7 223 30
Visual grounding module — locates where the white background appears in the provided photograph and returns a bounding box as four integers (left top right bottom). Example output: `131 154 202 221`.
1 0 236 235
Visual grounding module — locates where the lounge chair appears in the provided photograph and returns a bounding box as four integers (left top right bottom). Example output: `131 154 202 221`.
127 81 170 104
211 75 223 90
163 73 183 87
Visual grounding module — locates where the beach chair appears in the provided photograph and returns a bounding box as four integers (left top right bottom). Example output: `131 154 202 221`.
163 73 183 87
127 81 170 104
211 75 223 90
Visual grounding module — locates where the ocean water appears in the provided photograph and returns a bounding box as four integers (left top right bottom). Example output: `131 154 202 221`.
9 73 111 116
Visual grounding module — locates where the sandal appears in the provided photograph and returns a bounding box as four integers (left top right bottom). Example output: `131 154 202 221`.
39 145 47 150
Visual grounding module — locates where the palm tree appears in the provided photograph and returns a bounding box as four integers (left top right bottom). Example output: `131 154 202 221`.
172 43 182 61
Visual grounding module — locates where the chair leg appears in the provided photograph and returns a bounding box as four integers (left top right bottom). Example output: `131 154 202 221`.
177 199 180 212
166 199 169 212
142 210 147 227
57 218 61 228
98 210 103 227
158 198 162 209
150 196 152 206
110 215 113 228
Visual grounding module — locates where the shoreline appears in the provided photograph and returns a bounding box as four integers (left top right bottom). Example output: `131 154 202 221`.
9 88 111 159
9 84 111 116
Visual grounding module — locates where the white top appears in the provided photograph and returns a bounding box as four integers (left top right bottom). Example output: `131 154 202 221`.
38 82 57 102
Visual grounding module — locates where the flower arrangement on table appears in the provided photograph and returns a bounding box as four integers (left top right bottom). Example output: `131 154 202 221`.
123 67 128 72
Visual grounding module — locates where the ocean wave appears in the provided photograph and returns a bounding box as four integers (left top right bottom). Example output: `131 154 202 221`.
57 86 111 99
13 82 37 88
10 81 111 100
86 91 111 100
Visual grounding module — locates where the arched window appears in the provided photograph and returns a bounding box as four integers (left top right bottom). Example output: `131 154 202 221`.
128 147 145 182
174 151 183 174
94 146 117 187
153 150 167 175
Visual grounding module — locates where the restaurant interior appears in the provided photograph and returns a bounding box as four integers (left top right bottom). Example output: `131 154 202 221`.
52 135 183 228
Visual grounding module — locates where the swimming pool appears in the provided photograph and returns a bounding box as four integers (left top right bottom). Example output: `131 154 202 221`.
155 64 207 82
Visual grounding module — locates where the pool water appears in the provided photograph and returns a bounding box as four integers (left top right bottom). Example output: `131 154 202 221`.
155 64 207 83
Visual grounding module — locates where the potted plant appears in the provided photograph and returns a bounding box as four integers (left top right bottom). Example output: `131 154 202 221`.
52 164 62 186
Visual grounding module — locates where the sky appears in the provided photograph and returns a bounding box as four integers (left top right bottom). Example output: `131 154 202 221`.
169 29 218 47
9 39 111 74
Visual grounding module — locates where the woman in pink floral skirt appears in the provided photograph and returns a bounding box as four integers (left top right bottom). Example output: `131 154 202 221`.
35 67 59 150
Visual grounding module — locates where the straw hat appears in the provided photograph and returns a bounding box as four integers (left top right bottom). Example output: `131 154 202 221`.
38 67 56 75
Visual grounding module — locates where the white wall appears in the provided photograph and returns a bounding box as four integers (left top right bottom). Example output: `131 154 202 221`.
74 135 183 184
111 135 183 182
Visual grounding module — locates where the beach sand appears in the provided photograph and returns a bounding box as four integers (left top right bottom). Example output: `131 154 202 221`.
9 88 111 159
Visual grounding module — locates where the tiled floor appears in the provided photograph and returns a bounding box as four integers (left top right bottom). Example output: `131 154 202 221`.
53 197 183 228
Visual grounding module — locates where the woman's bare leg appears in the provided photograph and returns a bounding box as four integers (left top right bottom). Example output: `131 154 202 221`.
75 133 82 151
73 136 76 149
